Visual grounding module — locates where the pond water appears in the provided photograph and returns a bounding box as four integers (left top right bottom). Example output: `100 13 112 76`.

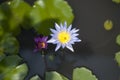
0 0 119 80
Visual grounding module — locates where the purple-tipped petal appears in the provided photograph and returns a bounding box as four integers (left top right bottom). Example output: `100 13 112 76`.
44 36 48 41
34 38 39 43
34 36 48 52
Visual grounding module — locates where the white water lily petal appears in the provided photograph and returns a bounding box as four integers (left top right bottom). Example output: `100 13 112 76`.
55 23 60 31
48 22 81 52
72 33 79 37
63 22 67 29
62 44 66 48
55 43 61 51
71 28 79 33
47 38 56 43
76 39 81 42
50 34 54 37
66 44 74 52
60 23 63 29
67 25 72 32
50 29 57 34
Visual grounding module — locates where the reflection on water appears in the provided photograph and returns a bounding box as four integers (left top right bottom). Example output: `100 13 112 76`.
16 0 120 79
19 48 120 80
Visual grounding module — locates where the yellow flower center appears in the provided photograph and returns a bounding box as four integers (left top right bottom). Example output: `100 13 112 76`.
58 31 70 43
38 42 46 48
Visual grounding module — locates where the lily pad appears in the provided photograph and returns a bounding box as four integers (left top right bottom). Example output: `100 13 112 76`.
46 71 68 80
30 75 41 80
9 0 32 30
115 51 120 66
0 53 5 62
0 55 22 77
73 67 98 80
0 0 31 35
0 55 22 68
0 55 28 80
3 64 28 80
30 0 74 35
0 26 4 37
116 34 120 46
112 0 120 4
0 33 19 54
104 20 113 31
0 8 6 22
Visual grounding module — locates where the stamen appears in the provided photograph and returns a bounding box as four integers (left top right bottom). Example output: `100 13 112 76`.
58 31 70 43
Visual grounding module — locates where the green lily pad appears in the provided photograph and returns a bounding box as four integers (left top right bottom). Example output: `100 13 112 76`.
116 34 120 46
0 55 22 68
46 71 68 80
0 55 22 75
30 0 74 35
0 8 6 21
0 26 4 37
9 0 32 30
0 53 5 62
104 20 113 31
0 33 19 54
0 0 31 35
30 75 41 80
112 0 120 4
115 51 120 66
73 67 98 80
3 64 28 80
0 44 5 62
0 55 28 80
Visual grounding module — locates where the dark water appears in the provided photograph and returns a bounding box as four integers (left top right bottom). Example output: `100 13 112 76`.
0 0 120 80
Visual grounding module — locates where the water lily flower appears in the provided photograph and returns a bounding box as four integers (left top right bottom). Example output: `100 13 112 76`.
47 22 81 52
34 36 48 52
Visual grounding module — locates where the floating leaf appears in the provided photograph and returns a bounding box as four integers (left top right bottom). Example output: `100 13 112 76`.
0 26 4 37
0 33 19 54
104 20 113 31
0 55 21 68
116 34 120 46
30 75 41 80
0 42 5 62
0 55 28 80
0 53 5 62
0 2 18 35
3 64 28 80
0 55 22 76
115 51 120 66
30 0 74 35
0 8 6 21
73 67 98 80
9 0 32 30
0 0 31 35
46 71 68 80
0 2 11 20
112 0 120 4
0 2 11 33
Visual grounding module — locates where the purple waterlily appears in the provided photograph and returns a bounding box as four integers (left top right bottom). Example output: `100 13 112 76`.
34 36 48 52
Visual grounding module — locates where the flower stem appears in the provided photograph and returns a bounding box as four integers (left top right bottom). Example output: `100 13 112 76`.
41 51 47 78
